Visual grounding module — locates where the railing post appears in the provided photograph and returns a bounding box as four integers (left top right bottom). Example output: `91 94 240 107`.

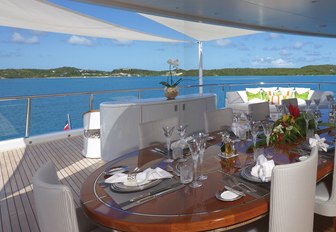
25 98 31 138
89 94 93 111
138 90 141 99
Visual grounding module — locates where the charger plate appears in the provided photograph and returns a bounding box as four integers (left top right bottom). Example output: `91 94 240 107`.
110 179 162 193
241 165 271 183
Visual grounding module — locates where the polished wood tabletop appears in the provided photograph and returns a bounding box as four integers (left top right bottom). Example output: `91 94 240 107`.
80 130 334 232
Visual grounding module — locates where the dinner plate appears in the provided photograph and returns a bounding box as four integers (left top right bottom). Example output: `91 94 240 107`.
110 179 162 193
215 190 242 201
240 165 271 183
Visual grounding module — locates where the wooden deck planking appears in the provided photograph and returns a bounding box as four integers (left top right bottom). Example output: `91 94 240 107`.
0 135 334 232
0 136 104 232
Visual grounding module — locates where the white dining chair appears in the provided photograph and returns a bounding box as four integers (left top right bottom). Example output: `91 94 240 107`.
32 161 104 232
138 116 179 149
248 102 270 122
315 139 336 230
204 108 233 133
281 98 298 108
229 146 318 232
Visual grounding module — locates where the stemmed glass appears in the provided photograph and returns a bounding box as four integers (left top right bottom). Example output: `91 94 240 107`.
275 105 284 119
314 98 321 112
313 110 321 131
195 133 208 180
251 122 260 148
303 110 312 142
162 126 175 163
326 95 334 110
232 113 241 141
305 99 312 110
187 139 202 188
262 121 273 147
177 124 188 147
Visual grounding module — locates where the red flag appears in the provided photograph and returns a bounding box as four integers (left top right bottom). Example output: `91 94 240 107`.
63 114 71 130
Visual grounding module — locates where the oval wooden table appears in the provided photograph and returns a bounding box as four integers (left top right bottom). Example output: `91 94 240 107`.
80 132 334 232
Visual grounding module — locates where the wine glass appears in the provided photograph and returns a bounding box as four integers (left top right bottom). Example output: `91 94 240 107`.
313 110 321 131
262 121 273 147
305 99 312 110
251 122 260 148
326 95 334 109
187 139 202 188
303 110 312 142
275 105 284 119
177 124 188 147
162 126 175 163
232 113 241 141
195 133 207 180
314 98 321 112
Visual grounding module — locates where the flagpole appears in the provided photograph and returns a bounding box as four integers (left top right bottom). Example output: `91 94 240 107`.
67 113 71 130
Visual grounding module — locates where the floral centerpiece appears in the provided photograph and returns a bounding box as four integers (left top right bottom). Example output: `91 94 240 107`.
270 104 306 144
160 59 182 100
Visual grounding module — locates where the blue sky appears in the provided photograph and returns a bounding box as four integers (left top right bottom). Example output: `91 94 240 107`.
0 0 335 71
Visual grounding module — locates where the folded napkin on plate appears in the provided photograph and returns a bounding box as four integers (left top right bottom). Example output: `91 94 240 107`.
104 167 173 184
251 155 275 182
309 134 329 152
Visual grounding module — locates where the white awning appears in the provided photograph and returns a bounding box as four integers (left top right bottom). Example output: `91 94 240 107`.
140 13 259 42
0 0 181 42
77 0 336 38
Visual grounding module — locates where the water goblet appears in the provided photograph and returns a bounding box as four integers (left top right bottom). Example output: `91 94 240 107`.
232 113 241 138
305 99 312 110
313 110 321 131
326 95 334 109
262 121 273 147
275 105 284 119
303 110 312 142
251 122 260 148
162 126 175 163
195 133 208 180
187 139 202 188
314 98 321 112
177 124 188 146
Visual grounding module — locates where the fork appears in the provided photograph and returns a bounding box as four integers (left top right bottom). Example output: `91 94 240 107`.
127 167 140 184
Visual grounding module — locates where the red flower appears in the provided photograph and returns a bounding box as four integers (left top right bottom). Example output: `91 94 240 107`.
288 103 300 118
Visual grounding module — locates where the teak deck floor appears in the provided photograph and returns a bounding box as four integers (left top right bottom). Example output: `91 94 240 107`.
0 136 334 232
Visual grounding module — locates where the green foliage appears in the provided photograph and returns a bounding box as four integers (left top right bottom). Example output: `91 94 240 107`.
1 64 336 78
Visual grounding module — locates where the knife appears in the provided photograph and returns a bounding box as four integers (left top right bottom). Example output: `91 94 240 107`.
119 182 184 209
224 185 246 197
129 182 179 202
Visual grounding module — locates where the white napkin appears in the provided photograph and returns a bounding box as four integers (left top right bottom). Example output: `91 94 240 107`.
104 167 173 184
251 155 275 182
309 134 329 152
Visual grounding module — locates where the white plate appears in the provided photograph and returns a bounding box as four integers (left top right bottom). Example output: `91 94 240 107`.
215 190 242 201
241 165 271 183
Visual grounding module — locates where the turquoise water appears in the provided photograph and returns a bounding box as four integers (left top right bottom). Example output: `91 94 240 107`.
0 75 335 140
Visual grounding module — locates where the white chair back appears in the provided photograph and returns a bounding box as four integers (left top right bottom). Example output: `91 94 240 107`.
281 98 298 108
33 161 80 232
204 108 233 133
138 116 179 149
248 102 270 122
315 139 336 216
269 146 318 232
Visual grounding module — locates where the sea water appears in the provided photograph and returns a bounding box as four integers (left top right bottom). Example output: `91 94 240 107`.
0 75 335 140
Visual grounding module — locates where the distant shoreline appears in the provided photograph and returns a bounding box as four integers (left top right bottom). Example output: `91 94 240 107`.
0 64 336 78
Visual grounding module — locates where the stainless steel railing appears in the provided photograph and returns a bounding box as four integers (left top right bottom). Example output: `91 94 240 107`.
0 81 333 138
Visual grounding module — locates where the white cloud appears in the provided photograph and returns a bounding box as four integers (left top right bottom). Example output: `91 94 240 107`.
293 41 304 49
215 39 232 47
11 32 39 44
279 49 291 57
68 35 92 46
251 56 293 67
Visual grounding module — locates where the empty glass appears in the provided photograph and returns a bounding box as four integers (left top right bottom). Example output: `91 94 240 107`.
177 124 188 147
195 133 207 180
314 98 321 112
305 99 312 110
262 121 273 147
187 139 202 188
162 126 175 163
251 122 260 148
326 95 334 109
313 110 321 131
303 110 313 142
275 105 284 119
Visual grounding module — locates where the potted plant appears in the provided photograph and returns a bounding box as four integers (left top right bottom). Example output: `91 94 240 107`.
160 58 182 100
